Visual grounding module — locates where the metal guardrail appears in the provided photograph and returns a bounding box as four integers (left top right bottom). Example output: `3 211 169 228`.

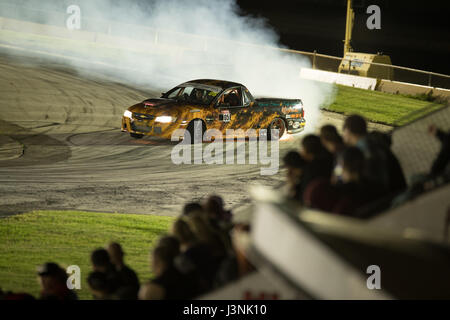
1 1 449 90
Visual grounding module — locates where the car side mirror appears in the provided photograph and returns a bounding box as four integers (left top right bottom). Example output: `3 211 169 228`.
161 92 166 98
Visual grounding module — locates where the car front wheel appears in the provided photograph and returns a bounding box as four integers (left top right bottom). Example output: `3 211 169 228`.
267 118 286 140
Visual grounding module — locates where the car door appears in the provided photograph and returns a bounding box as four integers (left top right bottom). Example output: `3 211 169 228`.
208 87 242 132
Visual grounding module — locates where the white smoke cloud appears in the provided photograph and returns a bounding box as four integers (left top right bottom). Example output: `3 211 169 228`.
1 0 334 131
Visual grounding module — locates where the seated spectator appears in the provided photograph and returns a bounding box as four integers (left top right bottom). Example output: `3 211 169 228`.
202 195 234 253
88 271 115 300
139 239 198 300
320 124 345 158
203 195 232 225
182 202 204 217
107 242 140 299
367 130 407 194
343 115 405 195
298 134 334 199
331 147 378 216
171 218 217 293
304 147 376 216
282 151 306 200
37 262 77 300
157 235 181 256
90 248 121 295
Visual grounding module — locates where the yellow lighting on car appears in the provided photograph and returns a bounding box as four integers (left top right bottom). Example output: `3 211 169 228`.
155 116 175 123
123 110 133 118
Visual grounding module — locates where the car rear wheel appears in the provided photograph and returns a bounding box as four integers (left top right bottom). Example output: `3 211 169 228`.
267 118 286 140
184 119 206 144
130 133 143 139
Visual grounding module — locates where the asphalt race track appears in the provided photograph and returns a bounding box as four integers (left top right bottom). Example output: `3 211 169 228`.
0 50 389 217
0 51 292 217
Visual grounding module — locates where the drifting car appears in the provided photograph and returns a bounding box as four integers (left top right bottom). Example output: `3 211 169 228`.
121 79 305 142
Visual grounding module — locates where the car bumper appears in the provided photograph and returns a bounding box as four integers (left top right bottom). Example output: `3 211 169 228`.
121 116 182 139
286 118 306 134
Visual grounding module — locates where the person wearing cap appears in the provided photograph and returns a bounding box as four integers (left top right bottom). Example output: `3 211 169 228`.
37 262 77 300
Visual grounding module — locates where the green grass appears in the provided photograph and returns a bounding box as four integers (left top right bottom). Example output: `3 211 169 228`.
322 85 445 126
0 210 174 300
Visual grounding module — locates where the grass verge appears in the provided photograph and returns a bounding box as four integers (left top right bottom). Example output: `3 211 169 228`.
0 210 174 300
322 85 445 126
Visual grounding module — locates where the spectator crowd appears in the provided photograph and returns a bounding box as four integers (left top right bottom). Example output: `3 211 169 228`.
1 114 449 300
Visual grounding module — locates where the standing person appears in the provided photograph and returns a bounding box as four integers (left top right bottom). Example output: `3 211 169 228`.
107 242 140 299
428 124 450 176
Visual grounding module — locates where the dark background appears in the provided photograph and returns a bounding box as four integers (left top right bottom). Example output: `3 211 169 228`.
237 0 450 74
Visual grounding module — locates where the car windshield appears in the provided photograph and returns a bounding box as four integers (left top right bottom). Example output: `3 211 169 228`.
165 84 221 105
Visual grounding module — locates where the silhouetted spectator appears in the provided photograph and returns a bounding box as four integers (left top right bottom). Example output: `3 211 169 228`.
202 195 234 254
298 134 334 199
157 235 181 257
37 262 77 300
282 151 306 200
343 115 405 195
320 124 345 157
171 218 216 294
182 202 204 216
139 242 198 300
331 147 377 216
428 124 450 176
90 248 120 294
88 271 114 300
304 147 376 216
367 130 407 193
107 242 140 299
204 195 232 224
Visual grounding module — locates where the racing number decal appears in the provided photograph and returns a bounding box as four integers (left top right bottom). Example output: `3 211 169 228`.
220 110 231 122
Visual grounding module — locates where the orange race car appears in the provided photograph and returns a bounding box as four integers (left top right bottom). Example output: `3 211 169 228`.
121 79 305 142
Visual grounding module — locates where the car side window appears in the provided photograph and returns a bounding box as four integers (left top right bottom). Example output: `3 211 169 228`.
167 87 182 99
221 88 242 107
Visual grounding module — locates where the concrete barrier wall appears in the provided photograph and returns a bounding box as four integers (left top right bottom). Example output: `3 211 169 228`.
299 67 378 90
378 79 450 101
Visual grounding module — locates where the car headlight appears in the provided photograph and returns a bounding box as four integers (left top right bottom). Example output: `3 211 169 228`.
155 116 176 123
123 110 133 119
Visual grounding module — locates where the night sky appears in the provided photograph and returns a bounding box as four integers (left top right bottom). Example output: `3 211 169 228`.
238 0 450 75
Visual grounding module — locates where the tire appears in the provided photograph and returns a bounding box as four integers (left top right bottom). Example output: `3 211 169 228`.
267 118 286 140
184 119 206 144
130 133 144 139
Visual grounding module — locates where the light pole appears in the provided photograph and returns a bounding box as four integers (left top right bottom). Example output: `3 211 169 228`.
343 0 355 57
